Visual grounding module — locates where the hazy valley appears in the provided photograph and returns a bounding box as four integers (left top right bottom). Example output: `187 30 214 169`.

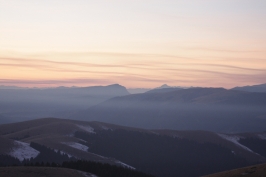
1 84 266 176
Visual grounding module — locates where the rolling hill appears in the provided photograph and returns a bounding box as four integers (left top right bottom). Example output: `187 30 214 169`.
0 118 266 177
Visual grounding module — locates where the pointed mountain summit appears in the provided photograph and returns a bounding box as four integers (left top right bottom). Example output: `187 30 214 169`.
155 84 172 89
146 84 182 93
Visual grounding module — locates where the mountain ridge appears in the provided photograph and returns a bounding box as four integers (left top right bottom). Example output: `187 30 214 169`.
232 83 266 93
72 87 266 132
0 84 129 124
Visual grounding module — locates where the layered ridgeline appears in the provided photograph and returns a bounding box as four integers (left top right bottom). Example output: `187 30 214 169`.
0 84 129 123
232 83 266 93
73 87 266 133
0 118 266 177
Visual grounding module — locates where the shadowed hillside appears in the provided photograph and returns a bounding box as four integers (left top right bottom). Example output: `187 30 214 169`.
0 167 94 177
0 118 266 177
203 163 266 177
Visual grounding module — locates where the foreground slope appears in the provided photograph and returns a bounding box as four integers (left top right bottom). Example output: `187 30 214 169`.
0 118 129 167
0 167 95 177
0 118 266 177
203 163 266 177
73 87 266 133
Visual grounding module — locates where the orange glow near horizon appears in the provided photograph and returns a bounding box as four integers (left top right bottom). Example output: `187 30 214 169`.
0 1 266 88
1 50 265 88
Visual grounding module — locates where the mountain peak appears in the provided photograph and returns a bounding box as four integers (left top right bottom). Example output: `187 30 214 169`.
156 84 171 89
107 84 125 88
109 83 122 86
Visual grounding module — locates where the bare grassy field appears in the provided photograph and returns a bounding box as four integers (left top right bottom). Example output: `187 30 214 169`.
0 167 92 177
203 163 266 177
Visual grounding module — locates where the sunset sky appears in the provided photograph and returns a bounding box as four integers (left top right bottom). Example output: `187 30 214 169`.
1 0 266 88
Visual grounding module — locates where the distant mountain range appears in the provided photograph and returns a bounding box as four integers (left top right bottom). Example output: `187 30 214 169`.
2 83 266 132
127 88 151 94
127 82 266 94
0 84 129 123
146 84 184 93
127 84 187 94
232 83 266 93
0 85 28 89
0 118 266 177
73 87 266 133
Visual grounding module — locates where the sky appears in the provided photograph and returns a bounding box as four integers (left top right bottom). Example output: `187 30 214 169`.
0 0 266 88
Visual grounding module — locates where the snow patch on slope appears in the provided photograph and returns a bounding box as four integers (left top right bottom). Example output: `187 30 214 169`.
62 142 89 152
101 125 112 131
218 134 256 153
150 131 159 135
9 141 39 161
76 125 95 133
173 134 181 139
258 134 266 140
78 171 98 177
89 152 107 159
76 138 87 143
66 132 75 137
115 160 135 170
54 149 74 158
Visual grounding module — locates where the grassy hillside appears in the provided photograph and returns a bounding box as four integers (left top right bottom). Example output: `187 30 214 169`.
0 167 92 177
203 163 266 177
0 118 266 177
0 136 14 153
